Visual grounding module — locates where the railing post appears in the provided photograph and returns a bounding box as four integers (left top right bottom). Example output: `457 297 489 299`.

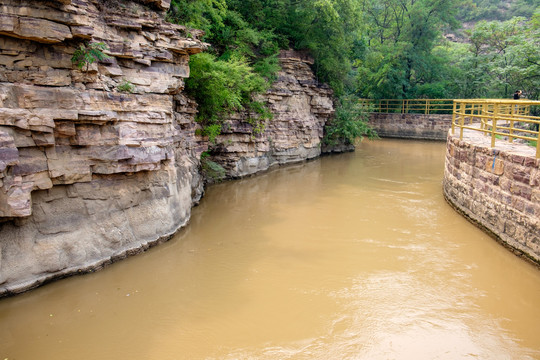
459 102 465 140
491 103 499 148
451 101 457 134
426 100 429 115
536 127 540 158
510 101 515 144
482 103 488 135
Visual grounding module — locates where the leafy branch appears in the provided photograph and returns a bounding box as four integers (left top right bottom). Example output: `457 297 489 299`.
71 42 110 72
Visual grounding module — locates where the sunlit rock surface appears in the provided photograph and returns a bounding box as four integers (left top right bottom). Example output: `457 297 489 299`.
0 0 207 295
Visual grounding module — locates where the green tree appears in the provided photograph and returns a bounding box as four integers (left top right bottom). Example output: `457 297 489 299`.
458 0 537 22
356 0 463 99
453 13 540 99
168 0 279 141
323 95 377 146
227 0 365 96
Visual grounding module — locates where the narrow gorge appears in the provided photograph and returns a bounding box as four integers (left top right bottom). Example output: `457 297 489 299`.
0 0 338 296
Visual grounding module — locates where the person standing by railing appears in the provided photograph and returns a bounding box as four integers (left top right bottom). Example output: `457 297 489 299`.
513 90 523 116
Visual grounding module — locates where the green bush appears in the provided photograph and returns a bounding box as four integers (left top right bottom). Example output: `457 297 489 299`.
186 52 272 139
117 79 135 93
324 95 378 146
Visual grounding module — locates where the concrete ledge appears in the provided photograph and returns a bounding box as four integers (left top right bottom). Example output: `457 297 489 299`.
443 129 540 265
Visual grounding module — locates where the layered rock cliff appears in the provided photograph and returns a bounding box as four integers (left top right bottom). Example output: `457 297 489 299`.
0 1 337 296
0 0 207 295
210 51 335 178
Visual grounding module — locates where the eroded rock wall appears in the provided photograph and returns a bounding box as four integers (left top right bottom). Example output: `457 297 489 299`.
210 50 335 178
0 2 338 296
0 0 207 295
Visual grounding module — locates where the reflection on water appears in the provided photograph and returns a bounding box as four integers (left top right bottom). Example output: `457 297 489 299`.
1 139 540 360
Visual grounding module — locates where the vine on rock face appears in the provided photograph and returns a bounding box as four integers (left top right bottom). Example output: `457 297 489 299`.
71 42 110 72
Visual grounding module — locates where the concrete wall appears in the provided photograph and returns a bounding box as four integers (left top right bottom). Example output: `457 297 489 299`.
369 113 452 140
443 129 540 265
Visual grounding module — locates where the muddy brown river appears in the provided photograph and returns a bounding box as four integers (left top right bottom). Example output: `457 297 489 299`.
1 139 540 359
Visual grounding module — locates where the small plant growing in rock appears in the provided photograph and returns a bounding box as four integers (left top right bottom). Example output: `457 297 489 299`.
117 79 135 93
71 42 110 72
200 151 226 182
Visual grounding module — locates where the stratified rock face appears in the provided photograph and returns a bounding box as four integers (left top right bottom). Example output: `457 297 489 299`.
0 0 206 295
211 50 335 178
0 2 339 296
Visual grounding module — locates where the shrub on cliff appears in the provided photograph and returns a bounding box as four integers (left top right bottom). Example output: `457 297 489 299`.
169 0 278 140
71 42 109 72
323 96 378 146
186 52 272 139
200 151 226 181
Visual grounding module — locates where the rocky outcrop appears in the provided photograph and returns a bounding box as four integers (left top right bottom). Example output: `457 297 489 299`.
0 2 339 296
210 50 335 178
0 0 207 295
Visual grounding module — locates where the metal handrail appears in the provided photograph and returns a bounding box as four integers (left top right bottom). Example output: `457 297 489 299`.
451 99 540 158
360 99 454 114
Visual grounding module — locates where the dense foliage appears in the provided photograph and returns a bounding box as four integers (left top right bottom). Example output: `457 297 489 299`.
186 52 270 141
356 0 463 99
168 0 373 145
458 0 537 21
436 10 540 100
168 0 278 139
356 0 539 100
168 0 540 147
323 95 378 146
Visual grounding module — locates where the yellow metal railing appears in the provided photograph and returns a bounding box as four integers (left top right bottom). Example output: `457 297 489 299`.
451 99 540 158
360 99 454 114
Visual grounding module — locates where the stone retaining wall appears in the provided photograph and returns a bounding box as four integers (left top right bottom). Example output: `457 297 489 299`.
443 129 540 264
369 113 452 140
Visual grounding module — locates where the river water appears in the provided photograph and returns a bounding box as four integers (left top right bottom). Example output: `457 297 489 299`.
1 139 540 360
